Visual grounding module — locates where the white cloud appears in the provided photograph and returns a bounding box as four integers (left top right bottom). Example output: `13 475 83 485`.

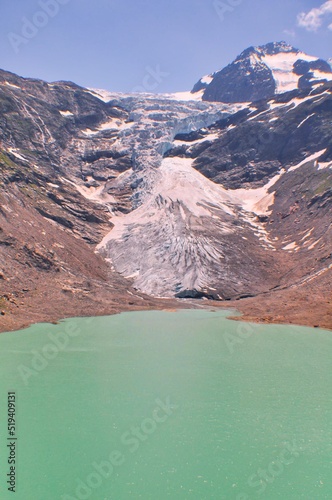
297 0 332 31
329 22 332 30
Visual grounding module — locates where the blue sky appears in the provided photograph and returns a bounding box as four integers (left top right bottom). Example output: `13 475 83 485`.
0 0 331 92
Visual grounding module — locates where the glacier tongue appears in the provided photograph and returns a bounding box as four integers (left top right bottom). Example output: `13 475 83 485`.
87 95 251 297
96 157 273 298
96 157 234 297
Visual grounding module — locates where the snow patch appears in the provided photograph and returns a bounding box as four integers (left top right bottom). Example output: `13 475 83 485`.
308 238 323 250
297 113 315 128
301 228 314 241
285 93 327 111
62 177 116 205
201 75 214 85
282 241 298 251
317 161 332 170
59 110 74 117
288 150 327 172
87 87 206 103
230 172 283 215
262 52 317 93
7 148 29 163
87 88 115 102
82 119 134 136
173 132 219 146
312 70 332 82
164 90 204 101
4 81 20 89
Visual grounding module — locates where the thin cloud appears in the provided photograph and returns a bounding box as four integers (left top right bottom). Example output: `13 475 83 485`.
283 29 296 38
297 0 332 31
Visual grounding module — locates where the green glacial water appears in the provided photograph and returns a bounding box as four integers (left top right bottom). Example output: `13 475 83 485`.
0 309 331 499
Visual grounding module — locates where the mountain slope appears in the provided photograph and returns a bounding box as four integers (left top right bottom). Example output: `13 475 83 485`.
0 43 331 331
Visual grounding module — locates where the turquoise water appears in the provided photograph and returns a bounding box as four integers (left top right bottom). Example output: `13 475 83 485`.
0 309 331 499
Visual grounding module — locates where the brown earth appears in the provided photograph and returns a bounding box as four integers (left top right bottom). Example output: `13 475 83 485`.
1 278 331 334
227 269 332 331
1 268 331 334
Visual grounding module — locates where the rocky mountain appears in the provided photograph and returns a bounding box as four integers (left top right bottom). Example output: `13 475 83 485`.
192 42 332 102
0 42 331 331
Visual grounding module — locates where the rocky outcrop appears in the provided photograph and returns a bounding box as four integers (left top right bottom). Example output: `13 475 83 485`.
202 46 276 103
191 83 332 188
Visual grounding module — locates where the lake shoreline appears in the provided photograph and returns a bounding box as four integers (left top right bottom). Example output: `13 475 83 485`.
1 284 331 334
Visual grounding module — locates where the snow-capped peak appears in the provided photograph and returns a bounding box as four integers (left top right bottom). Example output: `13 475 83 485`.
256 41 298 55
192 41 332 103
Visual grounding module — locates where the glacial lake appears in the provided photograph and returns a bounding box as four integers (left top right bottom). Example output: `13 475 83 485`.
0 309 331 499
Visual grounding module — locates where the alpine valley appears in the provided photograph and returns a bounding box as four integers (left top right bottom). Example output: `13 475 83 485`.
0 42 331 331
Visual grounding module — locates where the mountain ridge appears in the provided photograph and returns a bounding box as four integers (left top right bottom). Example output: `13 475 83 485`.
0 41 331 331
192 41 332 103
